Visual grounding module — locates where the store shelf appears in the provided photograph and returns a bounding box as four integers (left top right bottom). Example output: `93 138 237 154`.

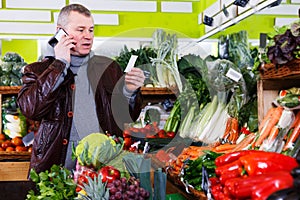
0 86 21 94
0 151 31 161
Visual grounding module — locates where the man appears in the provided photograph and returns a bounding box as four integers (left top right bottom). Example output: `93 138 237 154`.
17 4 145 173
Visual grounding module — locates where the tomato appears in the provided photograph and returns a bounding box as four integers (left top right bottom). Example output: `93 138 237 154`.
11 137 24 147
6 146 14 152
166 131 175 138
28 146 32 153
75 186 81 193
82 169 97 179
157 130 166 138
124 137 132 148
128 146 137 152
77 175 88 186
0 134 6 141
1 140 12 149
15 146 28 152
0 147 4 151
122 130 131 138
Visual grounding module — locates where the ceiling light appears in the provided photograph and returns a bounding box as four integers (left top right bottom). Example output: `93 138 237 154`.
203 15 214 26
233 0 250 7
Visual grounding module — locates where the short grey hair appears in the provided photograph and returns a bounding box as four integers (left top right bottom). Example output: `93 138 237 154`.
57 4 92 27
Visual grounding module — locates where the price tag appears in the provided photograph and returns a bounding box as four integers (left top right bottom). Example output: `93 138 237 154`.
226 68 242 82
124 55 138 72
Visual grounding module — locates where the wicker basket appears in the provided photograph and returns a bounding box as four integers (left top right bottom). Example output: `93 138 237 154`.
259 59 300 79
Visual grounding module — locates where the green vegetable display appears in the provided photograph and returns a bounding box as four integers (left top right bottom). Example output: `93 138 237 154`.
0 52 27 86
26 165 77 200
181 150 222 191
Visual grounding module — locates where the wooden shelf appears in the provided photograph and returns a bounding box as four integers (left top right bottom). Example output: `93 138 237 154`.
141 87 178 95
0 151 31 161
0 86 21 94
140 87 178 107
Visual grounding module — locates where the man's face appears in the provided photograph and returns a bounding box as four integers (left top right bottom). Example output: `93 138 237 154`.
64 11 94 56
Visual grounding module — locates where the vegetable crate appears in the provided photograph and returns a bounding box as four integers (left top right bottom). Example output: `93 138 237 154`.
257 77 300 122
0 161 30 181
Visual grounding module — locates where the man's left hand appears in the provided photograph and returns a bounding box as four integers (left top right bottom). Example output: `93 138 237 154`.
125 68 145 92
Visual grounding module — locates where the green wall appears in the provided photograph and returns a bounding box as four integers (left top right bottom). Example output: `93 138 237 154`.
2 39 38 63
0 0 298 62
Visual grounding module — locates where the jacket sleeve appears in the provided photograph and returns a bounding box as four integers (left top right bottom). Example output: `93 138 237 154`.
17 57 67 120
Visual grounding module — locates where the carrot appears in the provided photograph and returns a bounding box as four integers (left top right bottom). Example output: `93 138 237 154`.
232 133 256 151
267 125 279 142
255 106 284 147
228 118 239 143
283 111 300 151
259 107 276 132
187 150 202 158
222 117 232 139
213 143 237 152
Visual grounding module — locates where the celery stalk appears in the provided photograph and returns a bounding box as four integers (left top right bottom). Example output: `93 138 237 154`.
179 105 197 138
191 95 218 140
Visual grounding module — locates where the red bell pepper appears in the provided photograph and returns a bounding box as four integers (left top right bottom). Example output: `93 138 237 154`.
225 171 292 199
214 150 258 167
251 171 294 200
239 152 298 176
218 169 242 185
215 159 243 176
98 165 120 183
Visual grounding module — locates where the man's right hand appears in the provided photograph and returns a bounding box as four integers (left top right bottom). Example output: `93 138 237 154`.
54 35 76 63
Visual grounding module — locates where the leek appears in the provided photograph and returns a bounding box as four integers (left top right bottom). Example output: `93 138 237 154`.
179 105 198 138
198 102 225 142
151 29 183 92
190 95 218 140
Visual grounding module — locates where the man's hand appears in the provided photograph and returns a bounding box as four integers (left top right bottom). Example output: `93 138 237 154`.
54 35 76 63
125 68 145 92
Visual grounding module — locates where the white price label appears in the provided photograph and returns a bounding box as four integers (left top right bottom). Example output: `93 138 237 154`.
124 55 138 72
226 68 242 82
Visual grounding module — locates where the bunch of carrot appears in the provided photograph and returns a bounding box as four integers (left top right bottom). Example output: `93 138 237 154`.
283 110 300 151
213 106 300 153
254 106 285 147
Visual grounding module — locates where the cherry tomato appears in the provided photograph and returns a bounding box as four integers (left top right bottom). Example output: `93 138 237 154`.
77 175 88 186
166 131 175 138
6 146 14 152
11 137 24 147
15 146 28 152
157 130 166 138
122 130 131 138
124 137 132 148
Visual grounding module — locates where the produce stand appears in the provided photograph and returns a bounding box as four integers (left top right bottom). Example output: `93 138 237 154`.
0 86 31 182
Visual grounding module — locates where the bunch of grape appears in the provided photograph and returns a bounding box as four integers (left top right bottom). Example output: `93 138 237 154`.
106 176 150 200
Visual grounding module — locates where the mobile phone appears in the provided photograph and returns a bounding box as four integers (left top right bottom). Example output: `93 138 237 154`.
48 28 68 47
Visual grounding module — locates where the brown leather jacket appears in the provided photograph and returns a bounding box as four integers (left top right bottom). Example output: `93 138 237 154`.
17 55 142 173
